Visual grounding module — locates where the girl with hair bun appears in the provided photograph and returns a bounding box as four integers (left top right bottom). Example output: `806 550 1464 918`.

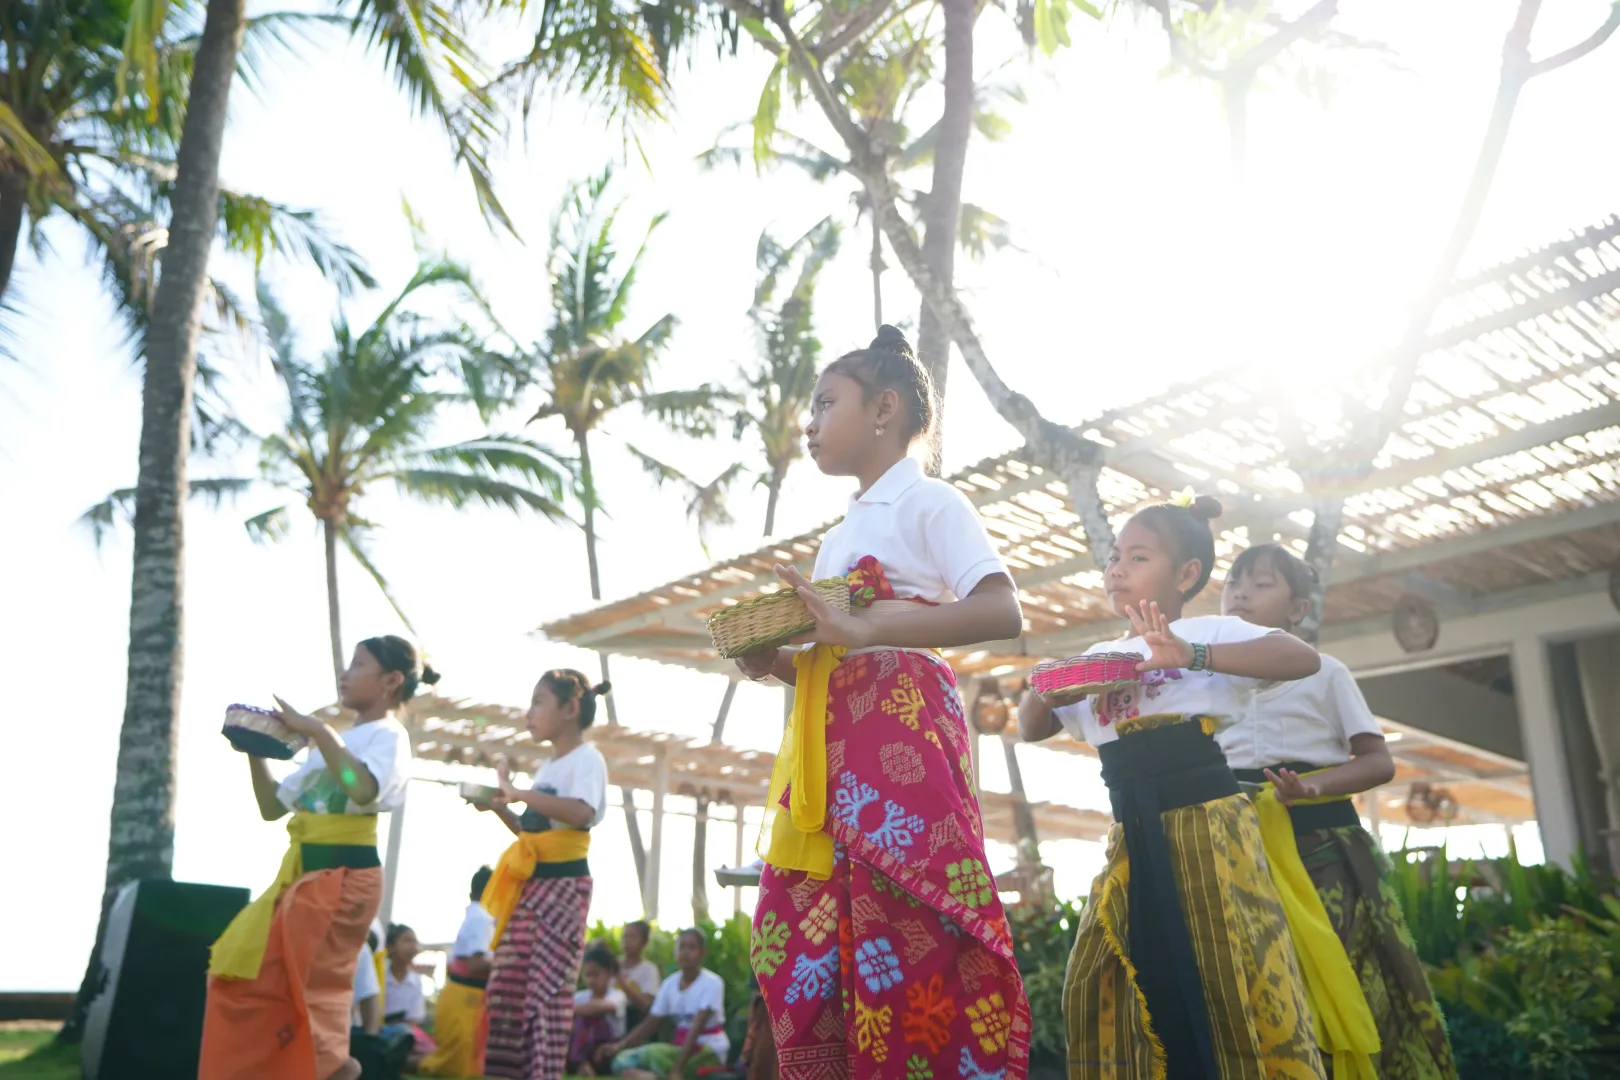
1018 496 1331 1080
200 636 430 1080
480 669 612 1080
738 327 1032 1077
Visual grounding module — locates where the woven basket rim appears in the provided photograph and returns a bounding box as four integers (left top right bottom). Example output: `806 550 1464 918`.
1031 650 1142 671
706 575 850 627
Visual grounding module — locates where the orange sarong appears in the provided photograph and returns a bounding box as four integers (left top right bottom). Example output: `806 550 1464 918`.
198 865 383 1080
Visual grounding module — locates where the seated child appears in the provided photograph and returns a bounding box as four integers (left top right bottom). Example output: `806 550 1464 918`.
616 919 661 1031
570 944 629 1075
606 929 728 1080
380 923 438 1070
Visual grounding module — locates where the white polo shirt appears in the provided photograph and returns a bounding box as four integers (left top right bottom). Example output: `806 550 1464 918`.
812 456 1007 602
1216 652 1384 770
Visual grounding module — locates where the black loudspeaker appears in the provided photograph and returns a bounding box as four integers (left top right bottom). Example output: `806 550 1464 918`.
80 879 250 1080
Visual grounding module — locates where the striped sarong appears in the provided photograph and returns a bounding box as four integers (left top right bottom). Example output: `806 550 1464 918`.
1064 714 1326 1080
484 873 594 1080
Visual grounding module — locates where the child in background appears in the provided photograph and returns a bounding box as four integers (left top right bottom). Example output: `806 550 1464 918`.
571 945 629 1075
1222 542 1458 1079
616 920 660 1031
1019 495 1327 1079
606 929 727 1080
382 923 437 1069
418 866 497 1077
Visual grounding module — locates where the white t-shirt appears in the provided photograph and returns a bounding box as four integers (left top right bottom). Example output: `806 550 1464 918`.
277 718 412 815
354 941 379 1006
385 968 429 1024
1217 652 1384 770
651 969 728 1058
622 959 661 1000
523 744 608 830
573 987 629 1037
452 901 496 959
1054 615 1283 746
812 456 1007 604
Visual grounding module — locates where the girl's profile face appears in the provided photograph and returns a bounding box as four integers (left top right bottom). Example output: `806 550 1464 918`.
526 681 574 743
805 371 889 477
339 645 401 712
1104 519 1199 618
1223 555 1309 630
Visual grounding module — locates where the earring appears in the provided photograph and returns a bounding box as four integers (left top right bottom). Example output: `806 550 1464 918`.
875 426 885 437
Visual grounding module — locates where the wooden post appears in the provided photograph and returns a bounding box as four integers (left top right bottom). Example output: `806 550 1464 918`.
644 749 670 920
733 804 747 917
1511 634 1580 868
379 785 407 929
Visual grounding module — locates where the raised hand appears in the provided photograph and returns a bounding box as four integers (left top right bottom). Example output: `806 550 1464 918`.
777 563 871 649
1263 767 1320 806
1124 601 1195 673
735 647 780 681
272 696 324 737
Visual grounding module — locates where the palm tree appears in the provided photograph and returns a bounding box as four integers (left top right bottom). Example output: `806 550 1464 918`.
503 166 725 899
0 1 370 317
735 217 840 537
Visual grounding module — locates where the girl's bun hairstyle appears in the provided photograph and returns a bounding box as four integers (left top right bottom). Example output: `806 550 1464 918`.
1129 493 1222 601
358 635 437 702
540 669 609 728
822 324 937 444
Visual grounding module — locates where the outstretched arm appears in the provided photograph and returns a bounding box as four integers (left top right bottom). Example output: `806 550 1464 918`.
1267 734 1396 804
779 565 1022 651
1017 691 1062 743
1129 602 1319 681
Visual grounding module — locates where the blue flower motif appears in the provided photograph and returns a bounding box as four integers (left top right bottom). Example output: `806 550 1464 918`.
866 800 927 860
854 936 904 993
958 1047 1006 1080
782 949 838 1005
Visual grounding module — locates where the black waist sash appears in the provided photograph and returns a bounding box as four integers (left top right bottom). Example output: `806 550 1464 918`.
1232 761 1361 833
301 843 381 872
1098 719 1241 1080
530 858 590 880
447 971 488 990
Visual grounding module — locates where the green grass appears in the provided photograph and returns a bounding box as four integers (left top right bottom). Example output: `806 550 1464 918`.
0 1031 75 1079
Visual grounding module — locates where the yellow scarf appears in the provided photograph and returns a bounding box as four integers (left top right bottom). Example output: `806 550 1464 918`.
209 812 379 980
759 644 845 880
1254 779 1381 1079
482 830 593 947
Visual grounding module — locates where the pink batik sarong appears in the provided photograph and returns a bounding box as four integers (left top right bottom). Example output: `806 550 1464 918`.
753 557 1031 1080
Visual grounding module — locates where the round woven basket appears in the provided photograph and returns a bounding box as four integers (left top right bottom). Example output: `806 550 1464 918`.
708 576 850 659
1030 651 1142 706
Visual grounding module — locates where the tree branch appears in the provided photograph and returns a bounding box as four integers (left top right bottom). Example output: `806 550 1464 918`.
716 0 785 54
1231 0 1338 77
1528 0 1620 76
814 0 898 62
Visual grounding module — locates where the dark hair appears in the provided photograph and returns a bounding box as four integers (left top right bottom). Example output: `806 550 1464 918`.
624 920 651 941
540 669 611 729
1126 495 1223 600
358 635 439 702
470 865 493 901
582 944 620 973
367 928 379 952
676 927 707 950
1228 542 1317 602
822 325 936 444
385 923 413 948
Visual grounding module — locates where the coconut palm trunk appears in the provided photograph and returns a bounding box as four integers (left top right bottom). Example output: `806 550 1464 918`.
868 213 884 331
0 175 25 302
575 427 652 896
61 0 247 1044
762 461 790 537
914 0 976 475
323 517 344 691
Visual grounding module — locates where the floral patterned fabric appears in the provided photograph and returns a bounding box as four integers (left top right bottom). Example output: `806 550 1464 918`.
753 558 1030 1080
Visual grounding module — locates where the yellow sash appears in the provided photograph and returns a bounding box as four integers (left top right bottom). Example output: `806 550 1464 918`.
759 644 845 880
209 812 379 980
483 829 593 947
1254 779 1380 1079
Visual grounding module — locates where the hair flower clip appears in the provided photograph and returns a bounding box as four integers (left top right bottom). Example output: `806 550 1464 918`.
1170 487 1195 508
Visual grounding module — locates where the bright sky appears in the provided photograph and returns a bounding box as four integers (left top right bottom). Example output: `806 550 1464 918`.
2 0 1613 989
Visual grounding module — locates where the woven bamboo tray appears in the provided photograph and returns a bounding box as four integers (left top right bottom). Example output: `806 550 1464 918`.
708 576 850 658
1030 651 1142 706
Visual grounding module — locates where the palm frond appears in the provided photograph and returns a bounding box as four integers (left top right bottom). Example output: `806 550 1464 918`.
0 102 61 179
408 433 577 505
218 191 375 295
387 468 573 521
340 520 419 633
638 383 732 438
244 505 293 544
80 478 254 548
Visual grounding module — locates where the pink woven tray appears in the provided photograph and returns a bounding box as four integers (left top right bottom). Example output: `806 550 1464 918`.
1030 651 1142 706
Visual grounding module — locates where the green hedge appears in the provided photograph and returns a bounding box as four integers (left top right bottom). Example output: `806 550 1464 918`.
583 915 756 1050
